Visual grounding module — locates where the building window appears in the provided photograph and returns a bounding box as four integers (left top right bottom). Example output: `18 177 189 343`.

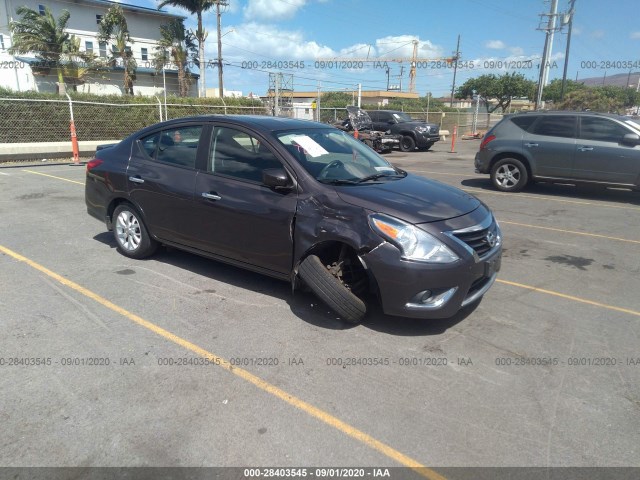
141 48 148 61
85 41 94 54
38 4 46 15
99 41 107 58
96 14 103 24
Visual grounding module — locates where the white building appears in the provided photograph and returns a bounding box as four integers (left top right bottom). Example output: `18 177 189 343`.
0 0 198 96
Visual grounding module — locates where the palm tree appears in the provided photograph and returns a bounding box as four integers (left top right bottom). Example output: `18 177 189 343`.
98 5 137 95
157 0 216 97
9 5 72 95
154 19 198 97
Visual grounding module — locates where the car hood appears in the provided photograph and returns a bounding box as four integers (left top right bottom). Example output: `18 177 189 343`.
334 174 481 224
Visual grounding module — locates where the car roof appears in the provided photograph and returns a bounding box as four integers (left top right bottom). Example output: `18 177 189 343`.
512 110 628 121
156 115 326 132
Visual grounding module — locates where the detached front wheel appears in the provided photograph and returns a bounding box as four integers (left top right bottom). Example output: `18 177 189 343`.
113 204 158 259
299 255 367 324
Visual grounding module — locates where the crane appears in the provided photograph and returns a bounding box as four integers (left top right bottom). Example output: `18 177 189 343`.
316 40 458 93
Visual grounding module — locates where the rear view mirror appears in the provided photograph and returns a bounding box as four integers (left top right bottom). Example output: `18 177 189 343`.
263 168 292 190
621 133 640 146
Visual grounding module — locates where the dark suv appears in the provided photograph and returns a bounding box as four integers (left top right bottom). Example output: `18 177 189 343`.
368 110 440 152
475 111 640 192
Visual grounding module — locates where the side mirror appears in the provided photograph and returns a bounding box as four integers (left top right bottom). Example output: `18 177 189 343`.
621 133 640 146
263 168 292 190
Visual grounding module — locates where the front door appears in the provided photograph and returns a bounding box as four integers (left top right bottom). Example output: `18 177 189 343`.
524 115 577 178
188 125 297 276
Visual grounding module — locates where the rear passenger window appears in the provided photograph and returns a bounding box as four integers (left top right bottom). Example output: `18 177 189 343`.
510 115 539 131
156 126 202 168
580 117 630 143
531 116 576 138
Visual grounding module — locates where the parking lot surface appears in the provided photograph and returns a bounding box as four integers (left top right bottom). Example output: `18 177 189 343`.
1 138 639 477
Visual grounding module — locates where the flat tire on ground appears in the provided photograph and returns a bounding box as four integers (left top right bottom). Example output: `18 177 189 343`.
299 255 366 324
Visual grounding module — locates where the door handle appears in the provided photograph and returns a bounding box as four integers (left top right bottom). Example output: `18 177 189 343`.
128 176 145 184
524 143 539 147
201 192 222 201
578 146 594 152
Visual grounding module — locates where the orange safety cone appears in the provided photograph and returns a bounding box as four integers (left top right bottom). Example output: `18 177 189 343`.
70 120 80 164
449 125 457 153
354 129 359 139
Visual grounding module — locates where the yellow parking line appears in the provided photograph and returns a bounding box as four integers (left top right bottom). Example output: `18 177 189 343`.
500 220 640 245
0 243 445 480
496 279 640 317
22 169 84 185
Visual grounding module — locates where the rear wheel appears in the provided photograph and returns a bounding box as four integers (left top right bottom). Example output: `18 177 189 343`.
491 158 529 192
399 135 416 152
112 204 158 259
299 254 367 324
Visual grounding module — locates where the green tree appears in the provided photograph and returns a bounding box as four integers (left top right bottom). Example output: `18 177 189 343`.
541 78 586 104
557 89 617 112
154 19 198 97
456 72 537 113
157 0 216 98
9 5 75 95
98 5 136 95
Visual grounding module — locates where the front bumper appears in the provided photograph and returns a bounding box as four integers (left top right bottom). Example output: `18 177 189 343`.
361 224 501 319
415 133 441 148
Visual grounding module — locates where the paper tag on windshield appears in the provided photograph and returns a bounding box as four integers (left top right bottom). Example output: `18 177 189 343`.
291 135 329 157
375 166 395 172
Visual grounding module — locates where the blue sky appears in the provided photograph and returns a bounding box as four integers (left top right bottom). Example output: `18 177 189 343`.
135 0 640 97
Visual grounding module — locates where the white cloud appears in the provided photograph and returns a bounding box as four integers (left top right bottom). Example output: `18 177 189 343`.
243 0 307 21
631 31 640 39
591 29 605 39
485 40 506 49
509 46 524 56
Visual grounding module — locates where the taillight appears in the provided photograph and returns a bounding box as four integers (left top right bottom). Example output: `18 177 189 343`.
86 158 103 172
479 134 496 150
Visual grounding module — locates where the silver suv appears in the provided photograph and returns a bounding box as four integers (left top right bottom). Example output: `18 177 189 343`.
474 111 640 192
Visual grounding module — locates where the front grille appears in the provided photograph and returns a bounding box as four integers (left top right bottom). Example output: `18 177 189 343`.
453 221 499 258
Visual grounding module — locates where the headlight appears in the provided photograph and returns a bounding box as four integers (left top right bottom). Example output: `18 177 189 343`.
369 214 459 263
416 126 431 133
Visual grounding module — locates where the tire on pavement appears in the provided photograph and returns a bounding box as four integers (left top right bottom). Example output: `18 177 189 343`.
299 254 367 324
490 158 529 192
399 135 416 152
112 203 158 259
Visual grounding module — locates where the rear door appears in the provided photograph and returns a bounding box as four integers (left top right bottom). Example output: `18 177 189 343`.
574 116 640 184
188 124 298 276
127 123 204 244
524 115 577 178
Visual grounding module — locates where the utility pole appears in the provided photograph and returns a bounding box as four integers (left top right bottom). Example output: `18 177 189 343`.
560 0 576 101
385 67 390 91
409 40 419 93
398 65 405 92
273 73 279 116
357 83 362 108
216 1 226 98
450 34 461 108
535 0 559 109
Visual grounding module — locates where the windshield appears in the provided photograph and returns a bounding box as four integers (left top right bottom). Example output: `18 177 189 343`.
393 112 414 123
276 128 404 184
624 119 640 132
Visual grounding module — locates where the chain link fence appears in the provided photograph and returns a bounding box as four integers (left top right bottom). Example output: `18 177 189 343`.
0 98 270 144
0 97 502 146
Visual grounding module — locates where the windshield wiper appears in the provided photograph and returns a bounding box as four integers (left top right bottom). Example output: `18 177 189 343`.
356 171 406 183
318 178 360 185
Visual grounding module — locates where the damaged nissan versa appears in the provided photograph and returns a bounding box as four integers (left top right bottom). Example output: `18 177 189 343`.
85 116 502 324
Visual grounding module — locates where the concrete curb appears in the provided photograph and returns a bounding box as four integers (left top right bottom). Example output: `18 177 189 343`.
0 140 121 162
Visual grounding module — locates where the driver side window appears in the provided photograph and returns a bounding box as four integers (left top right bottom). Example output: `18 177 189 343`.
209 127 281 183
